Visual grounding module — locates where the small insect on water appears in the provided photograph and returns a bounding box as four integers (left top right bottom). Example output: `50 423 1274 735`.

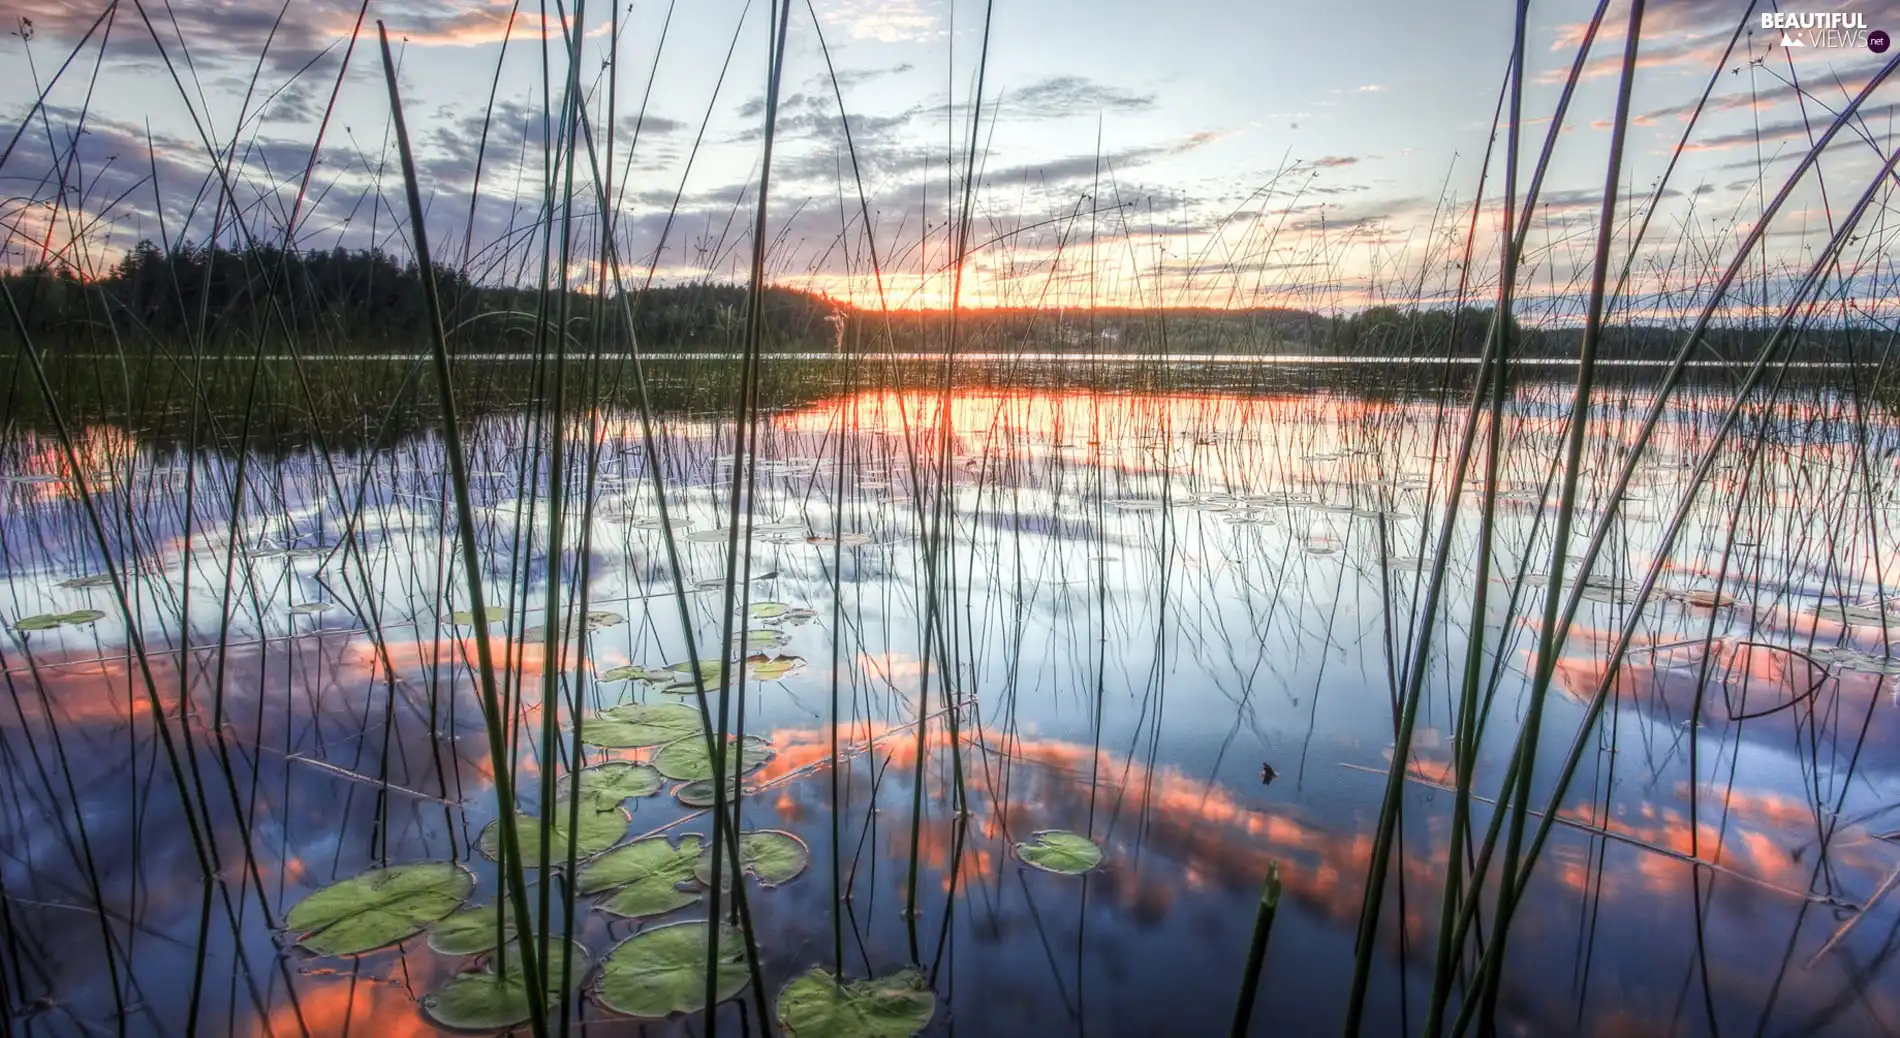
1260 763 1278 785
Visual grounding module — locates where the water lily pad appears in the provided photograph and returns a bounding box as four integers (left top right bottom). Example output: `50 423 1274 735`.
1015 830 1103 875
585 611 625 630
11 609 107 632
289 602 334 615
421 939 589 1031
652 735 773 782
285 862 473 956
1837 604 1897 627
556 761 664 809
763 607 819 626
738 628 790 651
775 968 935 1037
695 830 810 889
577 834 707 919
594 920 750 1018
57 574 114 589
675 779 744 808
479 807 628 865
1811 645 1900 675
429 901 517 956
451 605 508 626
673 658 732 680
687 528 733 543
748 602 791 619
598 664 666 683
583 702 706 749
746 655 804 681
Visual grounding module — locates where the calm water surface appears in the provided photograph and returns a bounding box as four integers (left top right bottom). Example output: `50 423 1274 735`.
3 370 1898 1036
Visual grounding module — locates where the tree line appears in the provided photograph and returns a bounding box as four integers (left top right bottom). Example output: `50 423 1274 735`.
0 242 1888 362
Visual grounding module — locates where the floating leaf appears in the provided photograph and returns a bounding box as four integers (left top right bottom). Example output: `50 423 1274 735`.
675 779 743 808
663 659 733 689
577 834 707 919
57 574 114 589
1680 589 1734 610
11 609 107 632
746 655 805 681
289 602 334 615
763 607 819 626
584 702 705 749
748 602 790 619
652 735 773 782
594 920 750 1018
451 605 508 626
429 901 517 956
557 761 664 809
285 862 473 956
1838 604 1897 627
597 664 664 683
1015 830 1103 875
479 807 628 865
586 611 625 631
1812 645 1900 675
686 528 733 543
421 939 589 1031
775 968 936 1038
738 628 790 651
695 830 810 889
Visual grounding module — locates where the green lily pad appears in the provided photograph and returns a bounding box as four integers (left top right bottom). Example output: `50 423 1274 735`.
1838 604 1898 626
738 628 790 651
775 968 936 1037
748 602 790 619
583 702 706 749
675 779 744 808
284 862 473 956
479 807 628 865
289 602 334 615
764 606 819 626
598 664 667 684
577 834 707 919
652 735 773 782
1015 830 1103 875
11 609 107 632
421 939 589 1031
451 605 508 626
1812 645 1900 674
556 761 664 809
586 611 624 630
594 920 751 1018
57 574 114 589
429 901 517 956
695 830 810 889
746 655 804 681
663 659 734 689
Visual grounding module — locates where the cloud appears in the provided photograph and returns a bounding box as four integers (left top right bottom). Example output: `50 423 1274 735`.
1683 104 1900 152
1003 75 1156 119
815 0 942 44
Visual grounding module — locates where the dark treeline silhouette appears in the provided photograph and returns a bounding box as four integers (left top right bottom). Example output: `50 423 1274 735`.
1 241 841 353
0 242 1891 362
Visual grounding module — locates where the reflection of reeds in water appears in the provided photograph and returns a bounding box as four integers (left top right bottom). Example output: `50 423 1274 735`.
6 0 1900 1035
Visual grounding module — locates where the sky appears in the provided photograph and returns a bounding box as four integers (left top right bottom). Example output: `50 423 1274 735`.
4 0 1899 314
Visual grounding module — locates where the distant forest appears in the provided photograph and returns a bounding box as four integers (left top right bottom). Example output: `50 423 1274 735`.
0 242 1891 362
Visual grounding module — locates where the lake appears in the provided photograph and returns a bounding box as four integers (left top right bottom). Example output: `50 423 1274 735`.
2 360 1897 1036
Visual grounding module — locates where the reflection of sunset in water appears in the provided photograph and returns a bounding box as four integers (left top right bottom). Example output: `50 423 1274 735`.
6 376 1900 1035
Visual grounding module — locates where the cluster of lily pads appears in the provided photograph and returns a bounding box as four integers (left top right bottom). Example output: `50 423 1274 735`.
280 721 943 1033
273 589 1110 1034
